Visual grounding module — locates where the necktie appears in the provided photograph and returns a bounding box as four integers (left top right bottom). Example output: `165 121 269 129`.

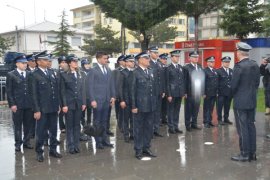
20 72 24 79
144 69 148 75
102 66 107 75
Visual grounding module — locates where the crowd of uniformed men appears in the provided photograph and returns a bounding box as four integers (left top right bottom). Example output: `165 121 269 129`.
6 41 261 162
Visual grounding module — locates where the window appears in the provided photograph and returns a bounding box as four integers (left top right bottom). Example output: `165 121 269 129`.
178 19 185 25
47 36 57 42
71 37 81 46
177 31 185 37
74 12 81 18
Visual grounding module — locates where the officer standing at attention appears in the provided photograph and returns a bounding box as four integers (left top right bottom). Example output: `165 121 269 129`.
260 57 270 116
113 55 126 132
203 56 218 128
58 56 68 133
166 50 185 134
148 46 165 137
231 42 260 162
31 53 62 162
60 55 86 154
184 51 203 131
6 55 33 151
158 53 169 125
131 52 157 160
217 56 233 125
88 51 115 149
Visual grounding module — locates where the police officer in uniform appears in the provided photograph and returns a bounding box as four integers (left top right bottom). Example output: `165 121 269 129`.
159 53 168 124
148 46 165 137
184 51 203 131
118 55 135 142
231 42 260 162
166 50 185 134
31 53 62 162
60 55 86 154
203 56 218 128
131 52 157 160
113 55 126 132
260 57 270 116
6 55 33 151
217 56 233 125
58 56 68 133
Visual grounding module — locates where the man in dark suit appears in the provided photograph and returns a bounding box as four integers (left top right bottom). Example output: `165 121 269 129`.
159 53 168 124
217 56 233 125
231 42 260 162
148 46 165 137
88 51 115 149
118 55 135 142
112 55 126 133
203 56 218 128
6 55 33 152
131 52 157 160
31 53 62 162
184 51 203 131
166 50 185 134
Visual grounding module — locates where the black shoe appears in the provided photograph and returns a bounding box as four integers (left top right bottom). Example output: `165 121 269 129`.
129 136 134 140
204 124 210 128
135 152 143 160
102 142 114 148
154 132 163 137
224 120 233 125
49 151 62 158
168 129 176 134
69 149 76 154
37 154 44 162
175 129 183 134
231 154 249 162
96 144 104 149
186 127 192 132
266 134 270 139
23 144 33 149
219 121 226 126
191 125 202 130
74 148 80 153
107 131 114 136
15 146 21 152
143 149 157 158
249 153 257 161
124 136 130 143
209 122 215 127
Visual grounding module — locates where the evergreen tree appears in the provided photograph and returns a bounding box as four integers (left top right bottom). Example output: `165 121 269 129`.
129 21 178 47
92 0 185 50
81 24 123 56
180 0 226 51
0 36 14 57
219 0 264 40
47 10 74 56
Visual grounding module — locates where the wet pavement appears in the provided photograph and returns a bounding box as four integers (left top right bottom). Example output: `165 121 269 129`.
1 106 270 180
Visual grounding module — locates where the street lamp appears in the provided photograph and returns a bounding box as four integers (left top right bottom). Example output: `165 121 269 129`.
7 4 27 53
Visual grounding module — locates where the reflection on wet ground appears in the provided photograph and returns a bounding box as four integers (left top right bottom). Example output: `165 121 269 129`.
1 107 270 180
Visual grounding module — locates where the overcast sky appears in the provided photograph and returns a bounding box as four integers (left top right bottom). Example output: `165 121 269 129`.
0 0 92 33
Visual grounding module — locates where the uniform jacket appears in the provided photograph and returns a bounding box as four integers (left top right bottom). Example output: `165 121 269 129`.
30 68 59 113
60 70 86 110
6 69 32 109
231 58 260 109
217 67 233 96
260 64 270 91
88 64 115 103
166 63 186 98
184 63 203 96
112 66 124 99
204 67 218 97
118 68 132 105
130 67 157 112
149 60 165 95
